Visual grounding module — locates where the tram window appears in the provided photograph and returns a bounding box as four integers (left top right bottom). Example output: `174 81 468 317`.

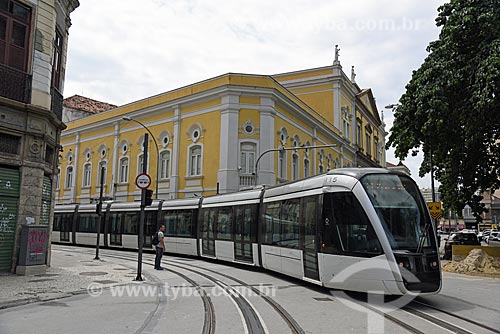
216 207 233 240
53 214 62 231
163 211 177 236
77 213 98 233
322 193 382 257
122 212 138 235
264 202 281 245
178 210 194 237
280 199 300 249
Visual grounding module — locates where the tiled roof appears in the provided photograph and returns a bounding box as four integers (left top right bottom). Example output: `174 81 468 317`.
63 95 116 114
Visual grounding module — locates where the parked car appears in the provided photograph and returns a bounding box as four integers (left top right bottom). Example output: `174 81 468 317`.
444 232 480 260
486 231 500 244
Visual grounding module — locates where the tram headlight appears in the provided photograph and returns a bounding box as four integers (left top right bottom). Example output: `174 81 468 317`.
430 260 438 269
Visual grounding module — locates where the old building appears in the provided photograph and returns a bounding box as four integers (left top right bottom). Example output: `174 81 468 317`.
62 94 116 123
57 56 385 204
0 0 79 273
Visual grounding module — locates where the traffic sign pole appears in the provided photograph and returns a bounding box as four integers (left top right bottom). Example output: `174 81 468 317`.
136 133 149 282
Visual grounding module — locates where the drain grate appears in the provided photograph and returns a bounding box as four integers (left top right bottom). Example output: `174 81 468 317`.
313 297 334 302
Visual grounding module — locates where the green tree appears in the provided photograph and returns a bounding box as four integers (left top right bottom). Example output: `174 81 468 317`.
387 0 500 221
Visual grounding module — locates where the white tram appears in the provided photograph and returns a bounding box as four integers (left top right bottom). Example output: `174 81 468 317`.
53 168 442 295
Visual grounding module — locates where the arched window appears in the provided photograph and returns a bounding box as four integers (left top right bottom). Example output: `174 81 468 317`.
119 157 129 183
56 168 61 190
240 142 256 174
160 151 171 179
82 163 92 187
304 158 310 178
189 145 202 176
278 149 286 180
97 161 107 185
292 153 299 180
137 153 145 174
65 166 73 189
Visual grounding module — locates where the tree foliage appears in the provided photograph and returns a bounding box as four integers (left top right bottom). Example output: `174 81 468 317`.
387 0 500 221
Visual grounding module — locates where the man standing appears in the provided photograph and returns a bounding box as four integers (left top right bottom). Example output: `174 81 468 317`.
154 225 166 270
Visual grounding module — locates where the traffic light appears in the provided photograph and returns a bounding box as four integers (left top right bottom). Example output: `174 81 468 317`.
144 189 154 206
96 202 102 215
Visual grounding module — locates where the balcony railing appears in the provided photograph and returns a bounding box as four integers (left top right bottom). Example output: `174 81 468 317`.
239 174 256 188
51 87 63 121
0 63 32 104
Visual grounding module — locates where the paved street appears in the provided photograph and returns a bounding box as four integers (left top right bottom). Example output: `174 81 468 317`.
0 245 499 334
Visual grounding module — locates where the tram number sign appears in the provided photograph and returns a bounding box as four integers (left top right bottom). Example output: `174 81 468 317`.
135 173 152 189
427 202 442 220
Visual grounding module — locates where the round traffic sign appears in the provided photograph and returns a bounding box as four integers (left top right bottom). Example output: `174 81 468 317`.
135 173 152 189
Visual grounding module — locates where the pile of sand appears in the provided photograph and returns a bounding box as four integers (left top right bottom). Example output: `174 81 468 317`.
442 249 500 275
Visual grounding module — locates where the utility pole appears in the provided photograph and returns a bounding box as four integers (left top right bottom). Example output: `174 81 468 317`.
135 133 148 281
94 166 105 260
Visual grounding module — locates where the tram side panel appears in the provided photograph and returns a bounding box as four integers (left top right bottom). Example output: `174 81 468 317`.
74 210 105 247
198 202 259 265
162 208 198 256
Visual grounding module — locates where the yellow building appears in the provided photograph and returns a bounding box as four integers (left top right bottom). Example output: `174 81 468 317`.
56 58 385 203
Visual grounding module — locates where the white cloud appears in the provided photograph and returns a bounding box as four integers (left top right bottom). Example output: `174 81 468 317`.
64 0 445 188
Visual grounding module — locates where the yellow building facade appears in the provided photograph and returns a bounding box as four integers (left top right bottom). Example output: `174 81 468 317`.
56 61 385 203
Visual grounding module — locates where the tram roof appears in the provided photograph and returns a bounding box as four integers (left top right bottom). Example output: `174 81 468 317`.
262 168 405 200
326 167 405 179
202 188 263 207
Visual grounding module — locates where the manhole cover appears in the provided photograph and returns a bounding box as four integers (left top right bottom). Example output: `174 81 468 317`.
94 280 118 284
79 272 108 276
29 278 55 283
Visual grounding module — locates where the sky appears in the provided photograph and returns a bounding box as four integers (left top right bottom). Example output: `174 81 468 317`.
64 0 445 189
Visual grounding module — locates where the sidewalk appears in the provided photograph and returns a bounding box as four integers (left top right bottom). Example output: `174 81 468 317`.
0 246 144 310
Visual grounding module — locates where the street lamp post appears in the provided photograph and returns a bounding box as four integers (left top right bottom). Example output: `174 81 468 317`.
254 144 338 185
122 116 160 199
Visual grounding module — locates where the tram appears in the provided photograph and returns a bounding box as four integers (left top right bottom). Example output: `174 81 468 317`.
53 168 442 295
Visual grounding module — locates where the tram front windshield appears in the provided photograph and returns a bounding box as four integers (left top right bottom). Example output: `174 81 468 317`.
360 174 436 252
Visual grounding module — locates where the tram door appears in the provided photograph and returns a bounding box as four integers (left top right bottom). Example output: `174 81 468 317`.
201 209 216 256
234 205 255 262
110 213 122 246
302 196 319 280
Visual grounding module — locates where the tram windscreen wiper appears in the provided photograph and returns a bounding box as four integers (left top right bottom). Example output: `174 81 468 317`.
416 222 430 253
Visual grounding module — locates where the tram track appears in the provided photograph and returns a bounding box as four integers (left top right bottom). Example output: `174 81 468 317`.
347 295 500 334
58 246 286 334
55 247 219 334
409 299 500 334
56 245 499 334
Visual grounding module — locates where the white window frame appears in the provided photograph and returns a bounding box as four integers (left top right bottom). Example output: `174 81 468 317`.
56 167 61 190
119 157 129 183
82 163 92 188
187 144 203 177
292 153 299 180
304 158 310 178
65 166 73 189
366 133 371 156
240 142 256 175
97 160 107 185
160 150 171 179
278 149 287 180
